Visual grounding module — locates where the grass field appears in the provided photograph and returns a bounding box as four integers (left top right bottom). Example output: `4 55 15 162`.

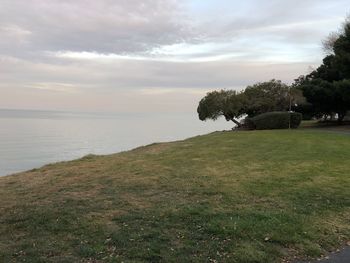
0 130 349 262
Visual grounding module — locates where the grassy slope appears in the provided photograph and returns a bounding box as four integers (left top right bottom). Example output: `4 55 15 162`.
0 130 349 263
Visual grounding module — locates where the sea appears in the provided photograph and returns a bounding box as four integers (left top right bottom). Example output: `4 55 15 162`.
0 109 233 176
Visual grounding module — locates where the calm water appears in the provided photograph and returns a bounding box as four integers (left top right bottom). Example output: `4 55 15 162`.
0 109 232 176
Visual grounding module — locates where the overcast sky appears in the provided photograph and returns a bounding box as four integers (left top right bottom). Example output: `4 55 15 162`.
0 0 348 113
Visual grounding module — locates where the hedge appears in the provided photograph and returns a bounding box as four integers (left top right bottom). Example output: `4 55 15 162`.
245 111 302 130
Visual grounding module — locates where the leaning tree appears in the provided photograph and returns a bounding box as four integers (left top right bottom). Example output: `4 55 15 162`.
197 90 246 127
197 80 300 127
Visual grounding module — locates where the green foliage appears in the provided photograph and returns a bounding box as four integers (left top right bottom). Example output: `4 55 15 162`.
307 55 341 82
197 80 298 126
295 19 350 122
222 92 246 121
197 90 246 126
300 79 335 117
333 21 350 79
297 78 350 122
244 80 290 117
247 111 302 130
292 102 315 120
197 90 227 121
334 79 350 119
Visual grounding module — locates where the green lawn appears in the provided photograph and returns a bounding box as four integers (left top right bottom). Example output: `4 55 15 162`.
0 130 349 262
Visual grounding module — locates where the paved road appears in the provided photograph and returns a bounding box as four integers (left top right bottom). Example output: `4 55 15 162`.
298 247 350 263
306 125 350 136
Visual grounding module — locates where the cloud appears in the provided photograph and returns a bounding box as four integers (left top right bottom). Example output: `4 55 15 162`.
0 0 191 58
25 83 80 93
0 52 315 95
0 0 348 113
2 0 346 61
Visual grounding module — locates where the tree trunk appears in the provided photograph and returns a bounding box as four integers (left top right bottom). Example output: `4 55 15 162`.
337 112 346 124
231 118 241 128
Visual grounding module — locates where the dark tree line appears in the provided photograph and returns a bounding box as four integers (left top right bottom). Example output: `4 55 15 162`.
293 19 350 122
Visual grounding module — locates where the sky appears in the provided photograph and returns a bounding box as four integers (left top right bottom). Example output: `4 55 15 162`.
0 0 349 113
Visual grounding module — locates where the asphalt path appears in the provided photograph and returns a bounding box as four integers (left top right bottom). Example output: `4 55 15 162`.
297 247 350 263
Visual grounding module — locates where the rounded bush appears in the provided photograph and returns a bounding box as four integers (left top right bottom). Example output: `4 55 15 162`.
246 111 302 130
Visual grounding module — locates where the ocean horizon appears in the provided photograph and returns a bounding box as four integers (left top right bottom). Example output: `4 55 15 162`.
0 108 232 176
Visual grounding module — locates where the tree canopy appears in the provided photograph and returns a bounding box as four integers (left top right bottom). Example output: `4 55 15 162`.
243 80 290 117
197 90 246 126
294 19 350 122
197 80 298 127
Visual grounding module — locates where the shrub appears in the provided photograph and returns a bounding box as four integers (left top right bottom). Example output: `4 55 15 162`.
241 117 255 130
246 111 302 130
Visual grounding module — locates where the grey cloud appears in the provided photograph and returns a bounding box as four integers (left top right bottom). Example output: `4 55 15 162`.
196 0 348 44
0 53 317 92
1 0 347 61
0 55 316 112
0 0 190 57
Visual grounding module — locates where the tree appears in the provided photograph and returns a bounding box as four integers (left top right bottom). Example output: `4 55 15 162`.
197 90 226 122
244 80 290 117
222 91 247 126
300 79 335 118
307 55 341 82
295 18 350 122
197 90 246 127
197 80 297 127
334 79 350 121
333 21 350 79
